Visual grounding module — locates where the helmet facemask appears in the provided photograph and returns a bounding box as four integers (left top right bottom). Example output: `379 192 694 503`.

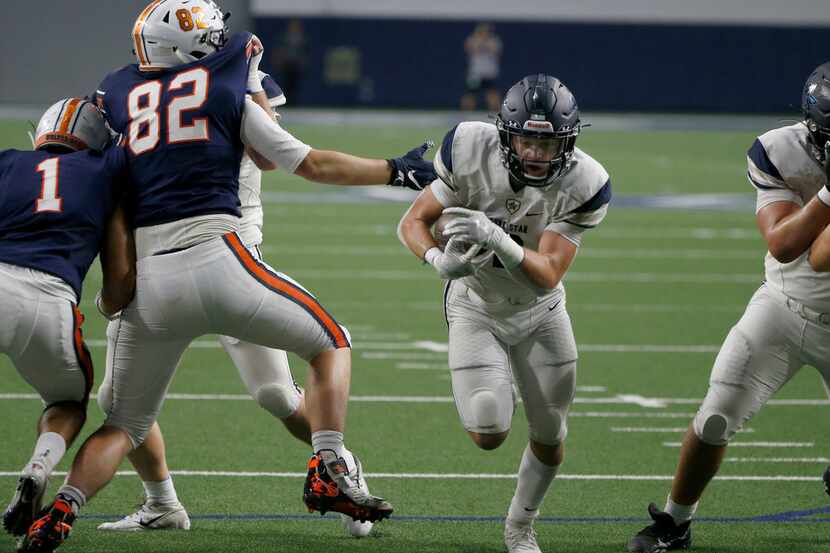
497 115 579 187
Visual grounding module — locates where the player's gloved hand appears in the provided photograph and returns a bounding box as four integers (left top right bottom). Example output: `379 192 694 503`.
443 207 525 269
246 35 265 94
387 141 436 191
424 238 483 279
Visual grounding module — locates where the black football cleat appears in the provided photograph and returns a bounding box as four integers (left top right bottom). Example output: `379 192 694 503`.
3 473 46 536
627 503 692 552
823 465 830 496
17 498 75 553
303 450 393 523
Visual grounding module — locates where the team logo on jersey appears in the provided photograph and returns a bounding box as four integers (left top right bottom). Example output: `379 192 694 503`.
505 198 521 214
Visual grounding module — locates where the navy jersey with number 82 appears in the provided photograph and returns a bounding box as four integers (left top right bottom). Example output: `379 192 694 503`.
94 32 253 228
0 147 125 300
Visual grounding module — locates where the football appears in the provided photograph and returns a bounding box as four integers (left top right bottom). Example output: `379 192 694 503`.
432 212 469 251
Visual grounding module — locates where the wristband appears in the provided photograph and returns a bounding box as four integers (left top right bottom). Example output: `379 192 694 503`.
491 230 525 270
95 290 120 321
817 186 830 208
424 247 441 266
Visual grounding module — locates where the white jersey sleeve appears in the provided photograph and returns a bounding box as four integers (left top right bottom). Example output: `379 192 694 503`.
747 129 802 212
240 97 311 174
431 124 470 207
545 153 611 246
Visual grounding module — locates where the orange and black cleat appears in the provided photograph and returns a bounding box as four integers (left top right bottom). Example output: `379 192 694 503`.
17 499 75 553
303 450 393 523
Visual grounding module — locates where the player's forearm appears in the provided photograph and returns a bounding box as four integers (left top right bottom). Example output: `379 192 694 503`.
398 210 438 260
295 149 392 186
100 206 137 313
765 199 830 262
518 249 569 290
809 224 830 271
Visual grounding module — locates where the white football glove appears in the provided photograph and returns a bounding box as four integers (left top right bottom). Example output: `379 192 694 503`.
424 238 486 280
247 35 265 93
442 207 525 269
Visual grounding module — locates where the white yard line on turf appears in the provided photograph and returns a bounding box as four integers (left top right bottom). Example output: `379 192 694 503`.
724 458 830 463
287 270 760 284
664 441 815 448
612 427 755 433
0 394 825 408
83 339 722 354
261 245 759 260
0 471 818 482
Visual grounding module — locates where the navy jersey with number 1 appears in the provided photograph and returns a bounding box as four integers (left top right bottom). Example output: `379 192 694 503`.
94 32 254 229
0 147 126 300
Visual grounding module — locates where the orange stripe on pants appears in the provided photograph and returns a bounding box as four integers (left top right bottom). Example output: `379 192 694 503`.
224 233 350 349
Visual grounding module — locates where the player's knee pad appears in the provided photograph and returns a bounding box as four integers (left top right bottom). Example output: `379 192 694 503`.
528 407 567 447
467 390 513 434
254 383 301 419
96 380 113 415
692 410 732 446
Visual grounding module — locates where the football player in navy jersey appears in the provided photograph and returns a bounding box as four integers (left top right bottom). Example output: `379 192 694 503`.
96 73 373 538
0 99 135 541
20 1 434 550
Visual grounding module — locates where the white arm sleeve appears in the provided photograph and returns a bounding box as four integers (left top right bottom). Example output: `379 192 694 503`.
240 97 311 174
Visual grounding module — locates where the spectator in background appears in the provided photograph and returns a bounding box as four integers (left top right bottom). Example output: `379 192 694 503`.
271 19 308 104
461 23 502 112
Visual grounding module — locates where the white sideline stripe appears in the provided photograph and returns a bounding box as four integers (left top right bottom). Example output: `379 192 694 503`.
612 427 755 433
725 457 830 463
0 470 818 482
664 441 814 448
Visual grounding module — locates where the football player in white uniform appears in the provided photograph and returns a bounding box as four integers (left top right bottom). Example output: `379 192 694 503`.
96 73 371 538
627 62 830 552
399 74 611 553
19 2 434 551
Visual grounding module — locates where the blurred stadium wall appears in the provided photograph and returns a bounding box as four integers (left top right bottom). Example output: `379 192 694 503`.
253 0 830 112
0 0 249 110
1 0 829 113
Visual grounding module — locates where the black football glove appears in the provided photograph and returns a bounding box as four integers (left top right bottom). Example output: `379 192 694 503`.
387 140 436 191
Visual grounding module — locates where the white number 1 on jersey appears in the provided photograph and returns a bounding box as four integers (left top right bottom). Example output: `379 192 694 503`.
35 157 62 213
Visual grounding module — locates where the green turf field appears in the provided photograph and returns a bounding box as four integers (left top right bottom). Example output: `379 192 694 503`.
1 118 829 552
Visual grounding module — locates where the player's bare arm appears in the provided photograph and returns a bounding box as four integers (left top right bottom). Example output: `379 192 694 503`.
519 230 578 290
240 96 435 189
756 198 830 263
296 148 394 185
398 186 445 259
98 204 136 316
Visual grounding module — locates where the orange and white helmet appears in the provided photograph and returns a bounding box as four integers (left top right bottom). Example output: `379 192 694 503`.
34 98 111 152
132 0 229 71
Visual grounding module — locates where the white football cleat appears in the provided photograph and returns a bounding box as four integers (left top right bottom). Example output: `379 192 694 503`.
504 519 542 553
97 501 190 531
340 513 373 537
3 465 47 536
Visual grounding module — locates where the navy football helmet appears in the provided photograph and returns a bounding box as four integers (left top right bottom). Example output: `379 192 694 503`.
802 62 830 162
496 74 580 188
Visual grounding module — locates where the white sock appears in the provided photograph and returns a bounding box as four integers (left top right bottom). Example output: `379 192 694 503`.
143 476 179 506
56 484 87 515
25 432 66 476
664 495 698 524
311 430 346 458
507 445 560 525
